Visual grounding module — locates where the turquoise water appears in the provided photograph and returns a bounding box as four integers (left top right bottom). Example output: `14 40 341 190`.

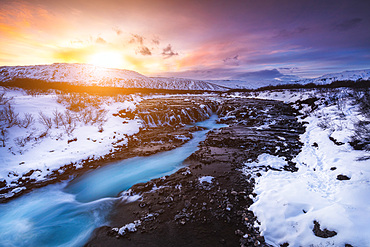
0 115 225 247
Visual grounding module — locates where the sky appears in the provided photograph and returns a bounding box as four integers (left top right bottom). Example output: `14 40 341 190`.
0 0 370 81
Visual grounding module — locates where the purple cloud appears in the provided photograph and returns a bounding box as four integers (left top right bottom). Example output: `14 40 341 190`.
162 44 178 58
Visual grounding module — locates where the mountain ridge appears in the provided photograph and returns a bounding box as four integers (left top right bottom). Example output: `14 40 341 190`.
1 63 369 90
209 69 370 89
0 63 229 91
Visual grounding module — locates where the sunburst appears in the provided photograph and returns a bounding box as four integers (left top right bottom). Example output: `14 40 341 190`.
88 51 124 69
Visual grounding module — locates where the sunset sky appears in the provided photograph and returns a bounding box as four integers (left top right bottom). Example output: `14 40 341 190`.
1 0 370 81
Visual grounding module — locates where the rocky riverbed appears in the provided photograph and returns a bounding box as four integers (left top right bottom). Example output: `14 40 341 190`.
85 97 306 247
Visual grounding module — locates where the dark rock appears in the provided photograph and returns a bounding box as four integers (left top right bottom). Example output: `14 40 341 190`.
67 137 77 144
329 136 344 146
0 180 6 188
337 174 351 180
131 182 154 194
312 220 337 238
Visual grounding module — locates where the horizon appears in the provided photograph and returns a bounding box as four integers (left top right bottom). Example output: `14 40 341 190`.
1 0 370 83
1 62 370 82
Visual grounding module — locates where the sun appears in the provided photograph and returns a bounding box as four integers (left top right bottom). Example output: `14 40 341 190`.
88 51 124 69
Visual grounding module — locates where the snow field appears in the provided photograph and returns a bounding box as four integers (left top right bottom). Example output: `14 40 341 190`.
244 89 370 246
0 88 143 192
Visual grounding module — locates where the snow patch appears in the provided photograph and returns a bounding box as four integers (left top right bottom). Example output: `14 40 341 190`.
113 220 141 235
198 176 214 184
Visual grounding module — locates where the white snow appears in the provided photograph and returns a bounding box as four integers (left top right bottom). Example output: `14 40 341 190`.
245 89 370 247
0 87 143 193
198 176 214 184
3 64 367 90
113 220 141 235
244 154 287 170
299 69 370 85
245 89 315 103
212 69 370 89
0 64 228 91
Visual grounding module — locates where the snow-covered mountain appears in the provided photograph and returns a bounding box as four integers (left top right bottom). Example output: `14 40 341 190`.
208 69 370 89
297 69 370 85
1 64 369 91
0 63 229 91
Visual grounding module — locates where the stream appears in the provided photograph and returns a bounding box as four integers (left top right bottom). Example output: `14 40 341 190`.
0 115 225 247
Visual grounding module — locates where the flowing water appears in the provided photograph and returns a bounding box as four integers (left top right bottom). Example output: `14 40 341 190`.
0 115 225 247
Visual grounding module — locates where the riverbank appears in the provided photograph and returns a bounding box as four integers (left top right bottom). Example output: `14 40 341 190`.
0 94 217 202
86 97 305 246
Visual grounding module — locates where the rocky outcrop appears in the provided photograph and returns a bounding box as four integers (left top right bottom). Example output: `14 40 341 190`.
114 97 219 127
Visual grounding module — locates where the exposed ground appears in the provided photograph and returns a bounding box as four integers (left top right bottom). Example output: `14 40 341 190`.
85 98 305 247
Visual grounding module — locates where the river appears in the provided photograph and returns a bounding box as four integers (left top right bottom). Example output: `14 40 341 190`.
0 115 225 247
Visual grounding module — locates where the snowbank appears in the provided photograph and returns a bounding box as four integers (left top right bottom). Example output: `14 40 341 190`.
245 89 370 246
0 88 143 193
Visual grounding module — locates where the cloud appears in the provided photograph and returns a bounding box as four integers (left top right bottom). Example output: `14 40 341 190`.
233 69 300 82
137 46 152 56
70 40 84 46
334 18 362 31
275 27 309 38
130 34 144 44
234 69 282 79
96 37 107 44
278 67 299 73
161 44 178 58
113 27 122 35
152 38 160 45
223 55 240 66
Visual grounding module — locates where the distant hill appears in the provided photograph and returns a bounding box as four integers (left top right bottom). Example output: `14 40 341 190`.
1 64 369 91
208 69 370 89
0 63 229 91
296 69 370 85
